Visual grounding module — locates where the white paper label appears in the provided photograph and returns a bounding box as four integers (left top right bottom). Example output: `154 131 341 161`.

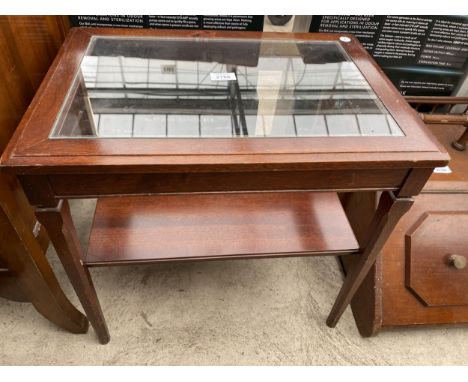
161 64 176 74
210 72 236 81
433 166 452 174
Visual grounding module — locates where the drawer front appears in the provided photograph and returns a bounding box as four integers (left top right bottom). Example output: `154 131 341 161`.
406 212 468 307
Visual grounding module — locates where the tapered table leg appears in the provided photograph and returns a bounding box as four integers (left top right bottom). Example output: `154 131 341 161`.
327 191 413 327
35 200 110 344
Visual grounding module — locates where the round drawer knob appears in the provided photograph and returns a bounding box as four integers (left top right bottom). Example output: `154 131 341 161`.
448 254 467 270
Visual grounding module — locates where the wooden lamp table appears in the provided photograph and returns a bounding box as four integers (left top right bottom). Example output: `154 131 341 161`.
1 28 448 344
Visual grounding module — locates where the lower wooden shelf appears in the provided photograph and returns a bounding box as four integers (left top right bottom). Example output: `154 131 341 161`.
85 191 359 266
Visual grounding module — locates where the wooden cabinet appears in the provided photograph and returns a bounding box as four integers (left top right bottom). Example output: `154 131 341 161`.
344 124 468 335
0 16 87 333
0 16 69 152
406 209 468 307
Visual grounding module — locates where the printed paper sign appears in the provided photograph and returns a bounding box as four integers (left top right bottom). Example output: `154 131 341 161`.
210 72 237 81
433 166 452 174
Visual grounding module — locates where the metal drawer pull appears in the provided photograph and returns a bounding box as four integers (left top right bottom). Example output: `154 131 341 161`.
448 254 467 270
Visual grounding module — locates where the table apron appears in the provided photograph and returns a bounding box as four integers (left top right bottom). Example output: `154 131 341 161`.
44 168 410 199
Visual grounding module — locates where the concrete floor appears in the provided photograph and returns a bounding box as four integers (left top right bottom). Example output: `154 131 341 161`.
1 198 467 365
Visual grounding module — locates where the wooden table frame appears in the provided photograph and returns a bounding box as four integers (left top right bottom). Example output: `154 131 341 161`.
1 28 449 344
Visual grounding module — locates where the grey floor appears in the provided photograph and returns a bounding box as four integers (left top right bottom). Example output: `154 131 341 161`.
0 198 467 365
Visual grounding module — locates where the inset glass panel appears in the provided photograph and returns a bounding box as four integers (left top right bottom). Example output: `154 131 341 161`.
50 36 404 138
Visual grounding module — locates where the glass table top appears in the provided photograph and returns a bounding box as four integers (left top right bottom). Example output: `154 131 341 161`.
50 36 404 139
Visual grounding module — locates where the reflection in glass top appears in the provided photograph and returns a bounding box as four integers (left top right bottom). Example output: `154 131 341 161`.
50 37 404 138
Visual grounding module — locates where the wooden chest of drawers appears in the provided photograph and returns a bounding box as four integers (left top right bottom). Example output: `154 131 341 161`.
343 124 468 336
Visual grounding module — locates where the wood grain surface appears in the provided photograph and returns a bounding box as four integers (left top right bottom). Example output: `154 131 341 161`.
342 123 468 334
86 192 359 265
1 28 448 172
405 211 468 307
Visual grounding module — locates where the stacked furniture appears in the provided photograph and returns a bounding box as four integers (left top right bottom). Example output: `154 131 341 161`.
344 96 468 336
